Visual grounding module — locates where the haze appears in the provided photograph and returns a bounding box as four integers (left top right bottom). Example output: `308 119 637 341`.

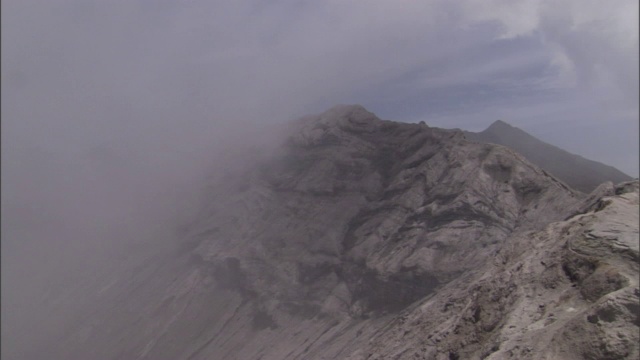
1 1 638 358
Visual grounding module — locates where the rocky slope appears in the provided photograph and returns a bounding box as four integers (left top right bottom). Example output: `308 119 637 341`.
345 180 639 360
19 105 638 360
464 120 633 193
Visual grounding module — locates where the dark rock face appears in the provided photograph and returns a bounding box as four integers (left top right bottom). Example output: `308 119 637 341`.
32 105 638 360
465 120 633 193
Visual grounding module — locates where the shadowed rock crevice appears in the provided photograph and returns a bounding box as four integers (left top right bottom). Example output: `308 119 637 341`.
336 265 440 316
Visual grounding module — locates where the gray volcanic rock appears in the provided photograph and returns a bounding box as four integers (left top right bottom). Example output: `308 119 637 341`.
32 105 638 360
347 180 639 360
464 120 633 193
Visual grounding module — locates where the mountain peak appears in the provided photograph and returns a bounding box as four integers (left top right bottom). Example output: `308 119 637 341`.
485 119 518 133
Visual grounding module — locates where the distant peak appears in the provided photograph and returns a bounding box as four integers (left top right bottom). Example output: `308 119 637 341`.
486 119 513 130
483 120 532 137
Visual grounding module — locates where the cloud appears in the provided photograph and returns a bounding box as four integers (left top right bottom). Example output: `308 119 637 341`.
2 1 638 240
6 0 636 123
2 0 638 229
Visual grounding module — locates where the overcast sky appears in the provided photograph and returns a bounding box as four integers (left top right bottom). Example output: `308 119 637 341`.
2 0 639 218
3 0 638 175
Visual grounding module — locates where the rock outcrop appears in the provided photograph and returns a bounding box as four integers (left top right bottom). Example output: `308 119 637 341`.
345 180 639 359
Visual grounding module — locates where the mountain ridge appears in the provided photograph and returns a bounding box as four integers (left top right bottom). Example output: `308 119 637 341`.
6 105 638 360
464 120 632 193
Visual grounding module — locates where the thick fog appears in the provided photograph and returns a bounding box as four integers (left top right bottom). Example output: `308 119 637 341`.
1 3 281 354
2 0 638 358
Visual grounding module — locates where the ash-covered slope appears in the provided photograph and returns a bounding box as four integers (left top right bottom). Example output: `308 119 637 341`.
45 105 638 360
464 120 633 193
